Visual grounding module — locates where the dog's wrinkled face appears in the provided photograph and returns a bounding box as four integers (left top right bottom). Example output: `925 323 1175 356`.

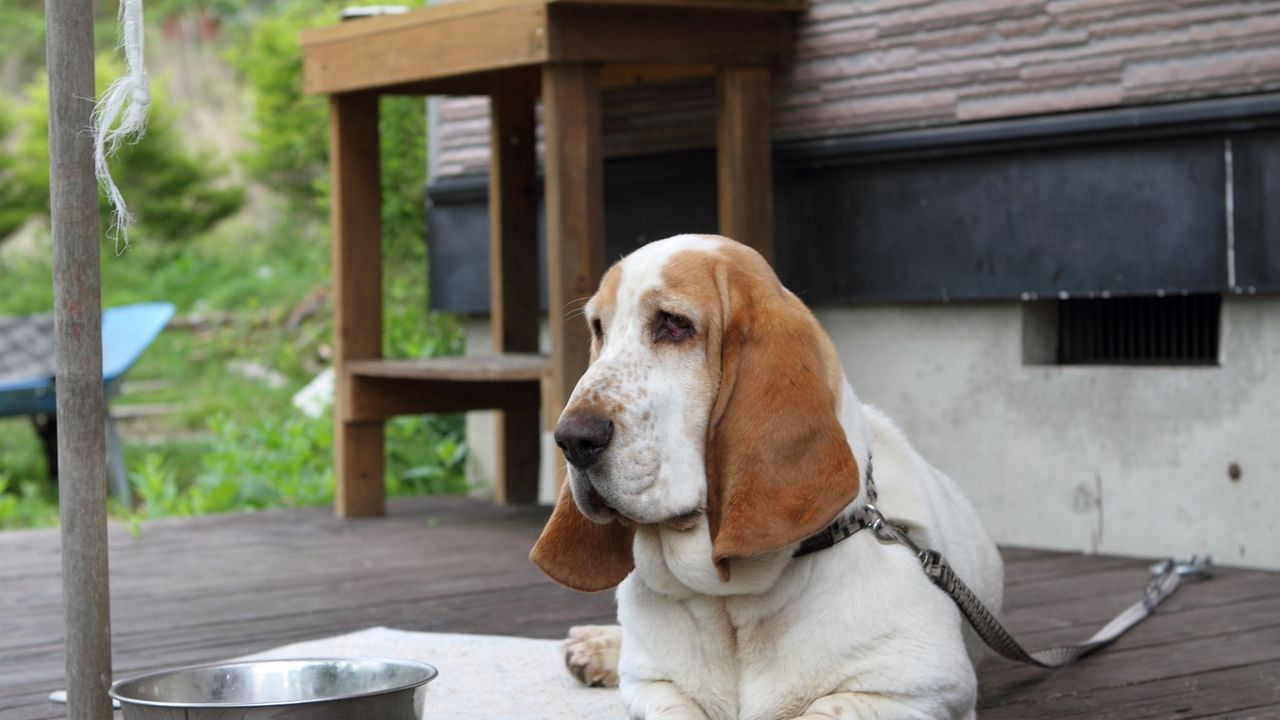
555 235 724 528
533 233 862 593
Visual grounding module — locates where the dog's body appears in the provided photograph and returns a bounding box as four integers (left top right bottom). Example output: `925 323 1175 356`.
533 235 1003 720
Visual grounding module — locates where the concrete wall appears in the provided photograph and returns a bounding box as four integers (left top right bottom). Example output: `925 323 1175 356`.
819 296 1279 569
464 296 1280 569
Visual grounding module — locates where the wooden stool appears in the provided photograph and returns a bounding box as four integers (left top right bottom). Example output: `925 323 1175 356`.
301 0 804 516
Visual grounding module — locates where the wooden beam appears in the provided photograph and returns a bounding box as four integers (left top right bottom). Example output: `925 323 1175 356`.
302 3 548 95
548 6 792 66
347 355 550 382
488 82 542 367
717 65 774 262
599 63 715 88
330 92 386 518
379 67 538 99
374 63 716 97
347 377 542 422
551 0 807 9
542 63 604 434
45 0 113 713
489 77 542 505
300 0 799 96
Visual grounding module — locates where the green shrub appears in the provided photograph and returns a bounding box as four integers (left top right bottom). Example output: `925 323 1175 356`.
1 0 470 530
229 0 427 263
0 56 244 245
124 409 467 522
0 93 47 240
387 415 467 496
0 0 48 85
230 2 332 220
0 471 59 530
198 413 336 509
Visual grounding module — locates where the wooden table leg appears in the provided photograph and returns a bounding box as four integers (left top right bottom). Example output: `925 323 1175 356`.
717 65 774 263
542 63 604 463
489 77 541 504
330 91 385 517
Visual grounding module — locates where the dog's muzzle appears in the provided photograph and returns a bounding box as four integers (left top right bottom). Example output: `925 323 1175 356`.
555 412 614 469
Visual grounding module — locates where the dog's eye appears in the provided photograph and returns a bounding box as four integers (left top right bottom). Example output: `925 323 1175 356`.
654 311 693 343
591 318 604 343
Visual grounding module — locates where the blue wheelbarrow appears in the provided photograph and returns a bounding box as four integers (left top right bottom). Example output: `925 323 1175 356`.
0 302 175 502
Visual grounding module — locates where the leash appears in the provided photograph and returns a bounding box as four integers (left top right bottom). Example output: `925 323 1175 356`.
866 510 1213 668
794 454 1214 668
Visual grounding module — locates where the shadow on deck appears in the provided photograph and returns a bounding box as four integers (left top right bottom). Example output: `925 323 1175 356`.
2 496 1276 719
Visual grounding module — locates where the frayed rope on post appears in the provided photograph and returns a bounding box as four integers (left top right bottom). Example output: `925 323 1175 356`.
94 0 150 253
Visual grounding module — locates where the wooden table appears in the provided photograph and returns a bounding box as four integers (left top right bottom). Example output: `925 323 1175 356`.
300 0 805 516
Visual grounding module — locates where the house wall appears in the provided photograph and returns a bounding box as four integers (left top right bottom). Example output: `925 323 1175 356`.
461 296 1280 569
432 0 1280 178
433 2 1280 569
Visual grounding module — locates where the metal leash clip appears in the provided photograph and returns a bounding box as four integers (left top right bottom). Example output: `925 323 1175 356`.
1150 555 1214 579
863 503 924 558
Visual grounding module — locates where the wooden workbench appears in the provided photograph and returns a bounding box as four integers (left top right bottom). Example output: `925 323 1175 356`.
300 0 805 515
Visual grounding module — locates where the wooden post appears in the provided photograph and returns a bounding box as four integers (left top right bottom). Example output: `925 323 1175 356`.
330 91 386 517
716 65 774 263
45 0 114 714
542 64 604 440
488 77 541 504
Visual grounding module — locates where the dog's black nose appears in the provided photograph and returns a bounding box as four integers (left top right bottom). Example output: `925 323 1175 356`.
555 413 614 469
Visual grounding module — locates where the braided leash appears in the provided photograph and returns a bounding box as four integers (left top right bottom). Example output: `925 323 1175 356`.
868 507 1212 668
794 452 1212 668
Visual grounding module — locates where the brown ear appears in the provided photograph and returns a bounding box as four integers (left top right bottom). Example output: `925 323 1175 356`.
705 260 860 581
530 482 636 592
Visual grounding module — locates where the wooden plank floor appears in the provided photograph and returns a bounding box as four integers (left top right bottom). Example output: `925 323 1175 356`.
2 496 1276 719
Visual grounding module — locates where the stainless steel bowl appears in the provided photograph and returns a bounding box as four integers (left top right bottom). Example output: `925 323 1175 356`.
108 657 438 719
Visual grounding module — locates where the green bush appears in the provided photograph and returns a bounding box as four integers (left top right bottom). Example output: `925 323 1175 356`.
387 415 467 496
122 415 335 522
229 0 427 262
0 57 244 245
0 0 48 83
199 413 336 509
0 94 47 240
0 0 469 531
0 471 59 530
121 409 467 522
230 2 333 220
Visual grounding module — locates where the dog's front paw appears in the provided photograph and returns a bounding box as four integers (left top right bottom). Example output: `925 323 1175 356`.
563 624 622 688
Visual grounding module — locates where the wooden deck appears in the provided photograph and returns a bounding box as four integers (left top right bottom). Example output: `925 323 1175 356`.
2 496 1277 719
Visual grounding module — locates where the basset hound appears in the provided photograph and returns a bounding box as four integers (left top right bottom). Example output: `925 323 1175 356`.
531 235 1004 720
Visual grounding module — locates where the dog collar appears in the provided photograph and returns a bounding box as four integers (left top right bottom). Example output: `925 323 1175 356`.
792 452 876 558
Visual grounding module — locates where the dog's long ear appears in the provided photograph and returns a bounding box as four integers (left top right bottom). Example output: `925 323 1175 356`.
705 251 860 581
531 482 636 592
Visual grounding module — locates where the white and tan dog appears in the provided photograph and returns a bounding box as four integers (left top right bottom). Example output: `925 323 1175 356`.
531 235 1003 720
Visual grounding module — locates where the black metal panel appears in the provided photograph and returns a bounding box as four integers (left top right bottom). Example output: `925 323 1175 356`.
777 136 1227 304
426 94 1280 313
602 149 719 260
428 192 504 316
1231 129 1280 292
426 151 716 315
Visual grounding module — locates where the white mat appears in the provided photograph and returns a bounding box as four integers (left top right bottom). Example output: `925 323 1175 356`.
244 627 626 719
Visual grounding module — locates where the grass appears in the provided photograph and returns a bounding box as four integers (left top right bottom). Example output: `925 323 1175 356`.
0 208 468 531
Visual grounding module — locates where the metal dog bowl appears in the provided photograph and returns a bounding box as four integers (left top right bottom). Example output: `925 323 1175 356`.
108 657 437 719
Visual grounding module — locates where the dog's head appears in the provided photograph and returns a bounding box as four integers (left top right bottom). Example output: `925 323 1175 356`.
530 235 861 592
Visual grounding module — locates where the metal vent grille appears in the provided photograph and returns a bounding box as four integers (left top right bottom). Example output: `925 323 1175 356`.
1057 295 1221 365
